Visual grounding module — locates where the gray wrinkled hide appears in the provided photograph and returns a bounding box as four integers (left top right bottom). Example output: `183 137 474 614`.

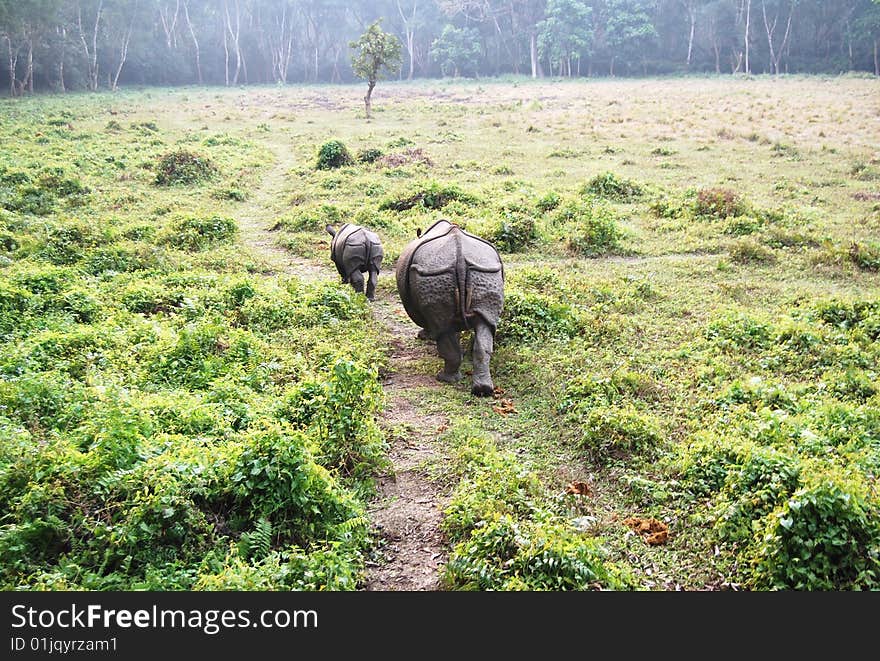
327 223 384 301
395 219 504 396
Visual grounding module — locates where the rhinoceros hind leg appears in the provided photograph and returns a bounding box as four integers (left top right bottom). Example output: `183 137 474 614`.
436 331 462 383
417 328 432 341
365 268 377 302
470 321 495 397
349 270 365 297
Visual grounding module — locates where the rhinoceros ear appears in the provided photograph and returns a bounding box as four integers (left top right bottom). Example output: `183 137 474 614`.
416 228 422 238
325 224 337 237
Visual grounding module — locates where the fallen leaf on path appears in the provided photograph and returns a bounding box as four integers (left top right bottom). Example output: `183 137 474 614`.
623 516 669 545
566 481 592 496
492 398 518 415
646 530 668 546
492 386 506 397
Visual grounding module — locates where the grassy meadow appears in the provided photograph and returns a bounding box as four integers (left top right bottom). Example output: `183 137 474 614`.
1 75 878 590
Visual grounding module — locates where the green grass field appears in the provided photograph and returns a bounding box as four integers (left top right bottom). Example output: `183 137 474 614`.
1 75 878 590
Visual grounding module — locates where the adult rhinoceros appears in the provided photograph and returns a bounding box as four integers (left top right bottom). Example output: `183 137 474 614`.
395 219 504 396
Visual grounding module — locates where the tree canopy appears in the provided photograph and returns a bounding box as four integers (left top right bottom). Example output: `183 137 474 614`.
1 0 878 95
350 19 402 118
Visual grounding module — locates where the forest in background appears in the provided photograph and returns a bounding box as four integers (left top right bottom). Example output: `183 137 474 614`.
1 0 879 96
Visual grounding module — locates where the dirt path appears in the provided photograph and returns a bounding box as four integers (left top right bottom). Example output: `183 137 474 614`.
363 295 450 591
235 147 324 281
239 143 449 591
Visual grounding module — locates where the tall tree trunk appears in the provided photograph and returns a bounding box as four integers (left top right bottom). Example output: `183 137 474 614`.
78 0 103 91
685 3 696 69
26 37 33 94
530 31 538 78
744 0 751 74
183 1 202 84
224 0 241 85
159 0 180 49
111 20 134 91
364 80 375 118
397 0 417 80
57 25 67 92
5 36 19 97
875 39 878 77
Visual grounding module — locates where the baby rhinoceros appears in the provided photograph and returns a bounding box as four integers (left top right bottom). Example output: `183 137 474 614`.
396 219 504 396
325 223 384 301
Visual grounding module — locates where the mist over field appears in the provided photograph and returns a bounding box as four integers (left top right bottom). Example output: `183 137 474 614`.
1 2 879 593
1 0 879 95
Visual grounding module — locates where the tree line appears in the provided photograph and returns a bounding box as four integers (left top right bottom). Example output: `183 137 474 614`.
2 0 879 96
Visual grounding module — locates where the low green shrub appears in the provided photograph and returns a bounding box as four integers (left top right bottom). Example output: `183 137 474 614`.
488 203 538 252
705 312 774 351
555 199 623 257
578 404 663 461
583 172 643 201
749 472 880 590
159 214 236 251
315 140 354 170
276 360 385 478
378 181 478 211
154 150 218 185
496 291 581 345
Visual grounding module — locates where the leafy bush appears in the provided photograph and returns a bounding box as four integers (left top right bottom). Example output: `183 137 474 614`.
315 140 354 170
705 312 774 351
37 219 110 265
535 191 561 212
439 428 631 591
583 172 643 201
378 181 478 211
276 360 385 478
694 187 745 219
496 291 581 345
154 150 218 185
555 199 623 257
218 425 367 541
444 514 627 590
120 282 184 315
578 405 663 461
848 241 880 271
559 371 662 414
488 204 538 252
749 474 880 590
356 147 383 164
728 237 775 264
159 214 236 251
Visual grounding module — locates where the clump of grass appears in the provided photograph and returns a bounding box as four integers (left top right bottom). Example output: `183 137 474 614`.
356 147 383 164
554 198 623 257
158 214 237 251
728 238 776 264
485 202 539 252
848 241 880 271
496 290 581 345
376 148 433 167
582 171 643 202
315 140 354 170
154 149 218 185
439 425 633 591
378 181 478 211
578 404 664 463
694 187 745 219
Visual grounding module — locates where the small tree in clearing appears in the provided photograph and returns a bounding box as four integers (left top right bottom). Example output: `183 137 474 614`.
350 20 402 119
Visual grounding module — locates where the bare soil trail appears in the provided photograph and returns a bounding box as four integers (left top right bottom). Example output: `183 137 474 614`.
238 143 450 591
235 145 324 281
363 293 451 591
